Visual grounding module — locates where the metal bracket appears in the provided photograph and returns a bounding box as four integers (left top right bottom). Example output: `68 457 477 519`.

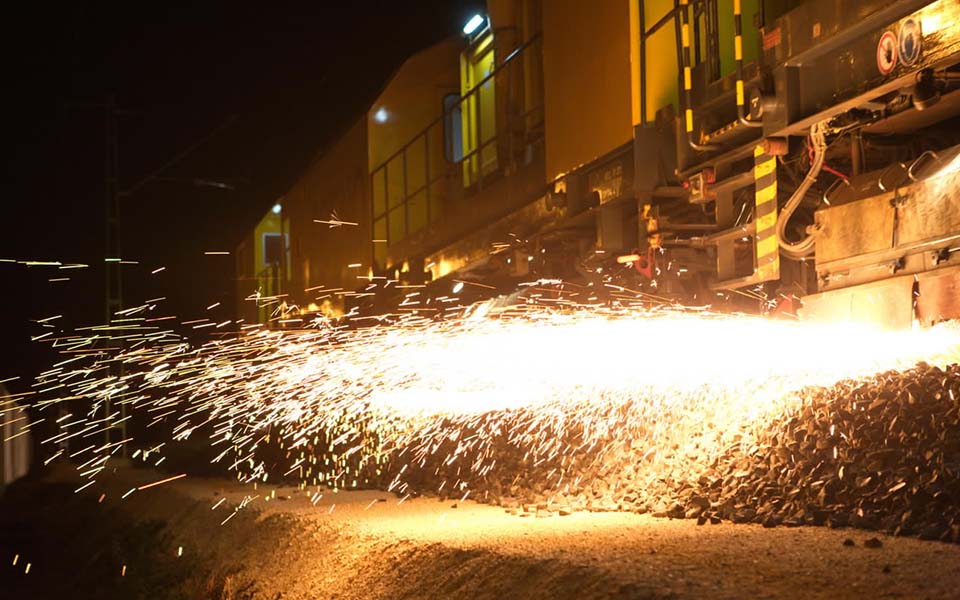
907 150 942 182
933 247 952 266
878 162 908 192
891 256 906 275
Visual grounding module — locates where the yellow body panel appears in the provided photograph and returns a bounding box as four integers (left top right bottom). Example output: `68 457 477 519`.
542 0 635 182
367 38 462 174
717 0 760 77
367 37 462 256
644 21 679 123
286 118 370 309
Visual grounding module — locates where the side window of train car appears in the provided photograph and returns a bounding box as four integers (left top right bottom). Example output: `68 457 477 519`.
444 93 464 163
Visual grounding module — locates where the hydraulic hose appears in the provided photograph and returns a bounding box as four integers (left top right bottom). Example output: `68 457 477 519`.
776 121 828 259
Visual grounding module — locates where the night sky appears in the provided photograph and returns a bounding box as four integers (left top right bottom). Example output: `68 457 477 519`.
0 1 483 386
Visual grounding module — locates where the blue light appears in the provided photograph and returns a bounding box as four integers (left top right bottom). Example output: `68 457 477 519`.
462 14 485 35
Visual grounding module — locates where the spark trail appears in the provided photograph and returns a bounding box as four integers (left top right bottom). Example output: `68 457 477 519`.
21 292 960 508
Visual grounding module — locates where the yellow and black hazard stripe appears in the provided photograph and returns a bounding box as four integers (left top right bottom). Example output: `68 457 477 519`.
679 0 694 136
734 0 745 111
754 144 780 281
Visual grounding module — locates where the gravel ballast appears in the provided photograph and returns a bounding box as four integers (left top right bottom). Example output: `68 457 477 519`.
396 363 960 543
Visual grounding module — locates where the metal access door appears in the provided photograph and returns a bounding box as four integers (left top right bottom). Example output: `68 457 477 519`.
461 32 498 187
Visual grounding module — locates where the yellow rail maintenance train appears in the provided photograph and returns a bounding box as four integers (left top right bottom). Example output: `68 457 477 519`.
236 0 960 328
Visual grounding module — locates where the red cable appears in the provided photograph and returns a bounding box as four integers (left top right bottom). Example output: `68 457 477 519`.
821 164 849 182
807 133 848 182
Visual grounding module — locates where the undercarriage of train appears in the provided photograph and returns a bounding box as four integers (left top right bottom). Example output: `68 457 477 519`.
404 0 960 328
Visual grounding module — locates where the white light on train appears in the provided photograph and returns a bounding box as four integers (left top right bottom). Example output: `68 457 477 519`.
462 14 485 35
921 13 943 34
452 281 465 294
374 107 389 123
272 204 282 214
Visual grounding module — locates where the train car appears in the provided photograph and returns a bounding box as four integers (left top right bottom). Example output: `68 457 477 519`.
239 0 960 327
236 202 290 323
631 0 960 327
0 384 31 494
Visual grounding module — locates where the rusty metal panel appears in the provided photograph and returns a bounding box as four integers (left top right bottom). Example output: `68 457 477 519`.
799 275 914 329
814 193 895 264
899 167 960 244
917 265 960 326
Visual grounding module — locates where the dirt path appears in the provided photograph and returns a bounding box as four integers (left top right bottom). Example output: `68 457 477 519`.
1 466 958 599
